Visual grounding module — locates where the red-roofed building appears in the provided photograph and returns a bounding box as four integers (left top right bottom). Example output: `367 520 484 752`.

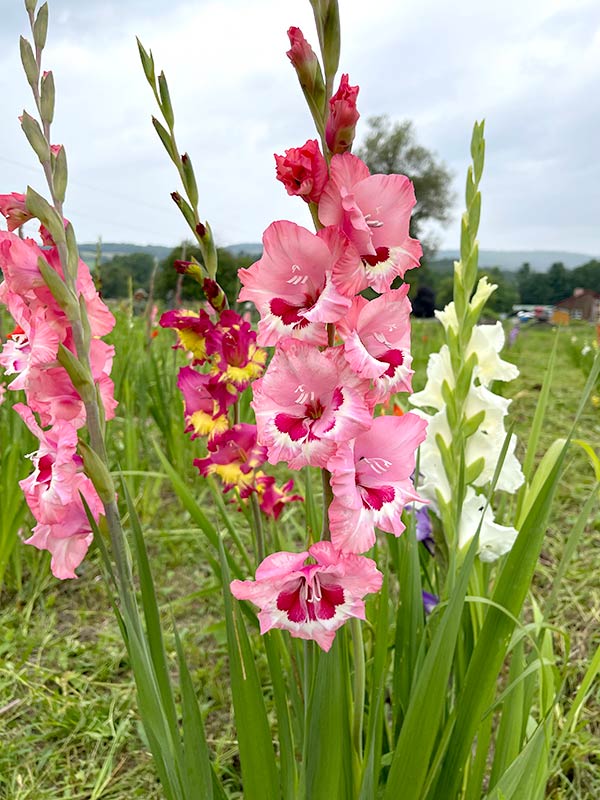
555 288 600 322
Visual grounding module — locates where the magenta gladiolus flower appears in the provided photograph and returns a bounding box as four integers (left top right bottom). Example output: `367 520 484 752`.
325 74 360 155
230 541 382 651
177 365 236 439
336 285 414 402
194 423 267 496
319 153 422 292
328 413 427 553
210 309 266 390
274 139 328 204
160 308 216 364
238 221 354 347
255 474 303 519
252 338 372 469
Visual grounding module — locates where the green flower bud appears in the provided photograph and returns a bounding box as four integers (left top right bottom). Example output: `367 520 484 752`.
78 440 116 505
21 110 50 163
38 257 79 317
40 69 55 124
25 186 64 241
19 36 38 85
158 71 174 128
33 3 48 51
52 141 68 203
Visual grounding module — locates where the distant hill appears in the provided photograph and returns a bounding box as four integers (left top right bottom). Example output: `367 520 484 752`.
225 242 263 257
436 249 597 271
78 242 597 273
78 242 172 263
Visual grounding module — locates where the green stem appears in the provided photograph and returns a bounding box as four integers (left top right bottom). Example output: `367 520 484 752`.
320 468 333 542
250 492 265 563
351 617 365 761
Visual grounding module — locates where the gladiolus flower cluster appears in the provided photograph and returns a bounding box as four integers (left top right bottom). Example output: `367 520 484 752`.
0 195 116 579
411 282 524 561
160 295 302 518
231 35 428 650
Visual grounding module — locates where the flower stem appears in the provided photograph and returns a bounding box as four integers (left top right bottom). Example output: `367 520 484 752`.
351 617 365 761
250 491 265 563
320 468 333 542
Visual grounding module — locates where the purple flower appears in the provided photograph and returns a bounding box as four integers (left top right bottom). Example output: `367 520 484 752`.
422 590 439 615
413 505 434 554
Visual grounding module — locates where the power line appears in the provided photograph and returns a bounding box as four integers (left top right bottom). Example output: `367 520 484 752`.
0 154 171 214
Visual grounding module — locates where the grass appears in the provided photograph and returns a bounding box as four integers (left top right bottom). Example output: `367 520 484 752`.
0 314 598 798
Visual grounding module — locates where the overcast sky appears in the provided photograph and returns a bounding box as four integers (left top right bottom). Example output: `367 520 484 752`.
1 0 599 255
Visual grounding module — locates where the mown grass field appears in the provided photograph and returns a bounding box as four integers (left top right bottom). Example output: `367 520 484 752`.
0 311 598 799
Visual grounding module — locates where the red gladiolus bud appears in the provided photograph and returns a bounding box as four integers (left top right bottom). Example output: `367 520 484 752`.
325 73 360 154
274 139 328 204
203 278 227 312
286 27 324 99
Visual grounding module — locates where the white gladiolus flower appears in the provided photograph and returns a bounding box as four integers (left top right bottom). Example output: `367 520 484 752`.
470 276 497 315
410 345 454 411
468 323 519 386
411 302 523 561
434 302 459 333
458 488 518 562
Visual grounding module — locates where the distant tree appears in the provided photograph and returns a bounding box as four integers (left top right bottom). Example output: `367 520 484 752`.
570 260 600 293
101 252 155 298
516 262 549 304
356 116 455 258
411 285 436 318
435 274 455 309
545 262 571 304
156 243 255 306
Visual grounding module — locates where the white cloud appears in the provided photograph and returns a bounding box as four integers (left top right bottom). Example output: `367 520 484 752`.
1 0 599 256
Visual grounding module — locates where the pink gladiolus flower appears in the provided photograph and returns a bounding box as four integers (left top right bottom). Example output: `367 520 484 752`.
25 474 103 580
325 74 360 155
0 233 114 337
336 285 414 401
177 365 236 439
0 192 33 231
319 153 422 292
274 139 328 204
238 221 354 346
255 474 303 519
15 403 81 523
328 413 427 553
252 338 372 469
194 423 267 496
211 309 267 390
230 541 382 651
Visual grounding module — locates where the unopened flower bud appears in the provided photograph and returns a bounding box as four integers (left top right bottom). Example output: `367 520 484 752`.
203 278 227 312
287 27 326 115
174 258 204 284
325 74 360 154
